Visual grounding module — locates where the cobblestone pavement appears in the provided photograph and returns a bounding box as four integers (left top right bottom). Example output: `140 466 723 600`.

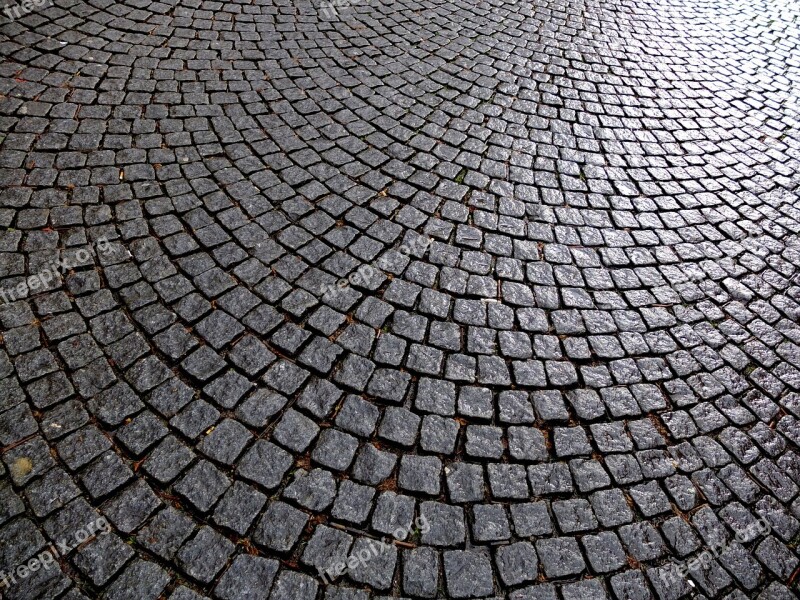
1 0 800 598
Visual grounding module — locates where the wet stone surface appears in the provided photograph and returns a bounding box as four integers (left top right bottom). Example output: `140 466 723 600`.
1 0 800 598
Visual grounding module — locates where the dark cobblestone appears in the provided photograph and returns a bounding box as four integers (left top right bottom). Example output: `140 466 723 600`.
2 0 800 598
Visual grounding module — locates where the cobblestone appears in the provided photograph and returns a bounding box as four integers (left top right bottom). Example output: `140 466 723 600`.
1 0 800 597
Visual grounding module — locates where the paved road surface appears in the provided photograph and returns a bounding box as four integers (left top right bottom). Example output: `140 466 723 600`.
1 0 800 598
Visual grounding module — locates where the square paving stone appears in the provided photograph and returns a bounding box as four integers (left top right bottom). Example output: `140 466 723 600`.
80 451 134 499
269 570 318 599
282 468 337 511
419 501 465 547
535 537 586 578
488 463 530 499
352 444 397 485
176 526 236 584
126 356 171 393
367 369 411 404
297 378 344 419
399 455 442 496
174 460 231 513
203 371 254 410
181 346 227 381
420 415 459 454
141 435 195 484
214 555 279 600
104 559 171 600
253 500 309 553
115 411 168 456
415 377 456 416
498 390 535 424
496 541 538 586
235 389 287 429
528 463 574 495
24 467 80 517
560 579 610 600
347 537 398 590
197 418 253 465
335 395 379 437
101 479 161 533
312 429 359 471
569 458 611 492
212 481 267 535
472 504 511 542
73 532 135 586
445 462 485 504
552 499 598 533
443 549 495 598
272 408 320 452
0 480 25 526
755 535 799 579
229 335 276 375
148 377 194 418
372 492 415 537
331 480 375 525
531 390 569 422
402 546 439 598
170 399 221 440
508 426 548 461
589 488 634 527
0 517 46 573
465 425 504 458
0 403 38 446
378 407 420 447
236 440 292 491
661 515 701 558
553 426 592 457
57 425 111 470
609 570 653 600
618 522 667 561
4 564 71 600
581 531 628 573
137 506 196 560
645 564 693 600
301 524 354 573
458 386 493 420
510 501 554 538
5 436 56 486
629 480 672 517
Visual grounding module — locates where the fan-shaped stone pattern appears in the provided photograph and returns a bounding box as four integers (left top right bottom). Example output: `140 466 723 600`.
1 0 800 598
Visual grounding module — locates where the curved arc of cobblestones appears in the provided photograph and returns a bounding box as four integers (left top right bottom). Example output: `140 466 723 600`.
1 1 794 592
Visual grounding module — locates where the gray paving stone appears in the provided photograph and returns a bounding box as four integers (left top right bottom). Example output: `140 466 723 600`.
443 549 495 598
2 5 800 598
176 526 235 584
214 555 279 600
104 559 171 600
496 541 538 586
535 537 586 578
253 501 309 553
